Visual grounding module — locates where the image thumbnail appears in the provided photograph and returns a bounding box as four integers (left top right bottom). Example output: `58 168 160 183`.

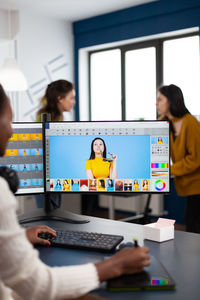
5 149 18 156
31 133 42 141
71 179 80 191
31 148 43 156
89 179 97 191
133 179 140 191
18 149 31 156
141 179 150 191
8 164 18 171
19 179 32 187
124 179 133 191
115 179 124 191
32 179 43 186
54 179 62 191
80 179 89 191
63 179 71 191
50 179 54 191
31 163 43 171
18 133 30 141
107 179 115 191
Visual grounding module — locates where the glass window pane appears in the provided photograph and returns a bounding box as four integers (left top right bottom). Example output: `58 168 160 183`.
164 36 200 116
125 47 156 120
90 49 121 121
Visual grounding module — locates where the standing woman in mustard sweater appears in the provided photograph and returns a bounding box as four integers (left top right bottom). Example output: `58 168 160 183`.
156 84 200 233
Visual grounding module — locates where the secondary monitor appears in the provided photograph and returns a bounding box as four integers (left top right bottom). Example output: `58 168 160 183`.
0 123 44 194
45 121 170 194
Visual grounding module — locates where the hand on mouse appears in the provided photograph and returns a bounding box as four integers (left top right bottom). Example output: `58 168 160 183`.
26 225 56 246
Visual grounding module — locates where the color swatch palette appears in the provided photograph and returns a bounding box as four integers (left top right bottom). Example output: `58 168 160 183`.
151 163 168 168
151 279 170 285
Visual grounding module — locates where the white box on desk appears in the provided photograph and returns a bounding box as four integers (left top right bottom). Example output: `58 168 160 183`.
143 218 175 242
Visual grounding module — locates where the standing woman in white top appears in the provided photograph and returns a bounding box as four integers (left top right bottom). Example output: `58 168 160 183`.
0 84 150 300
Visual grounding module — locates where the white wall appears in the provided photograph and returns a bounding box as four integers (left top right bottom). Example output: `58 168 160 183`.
16 10 74 121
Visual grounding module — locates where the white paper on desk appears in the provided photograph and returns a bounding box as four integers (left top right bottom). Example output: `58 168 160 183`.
154 218 175 228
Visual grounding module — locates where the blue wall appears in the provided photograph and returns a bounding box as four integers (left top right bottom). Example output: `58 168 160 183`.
73 0 200 121
73 0 200 223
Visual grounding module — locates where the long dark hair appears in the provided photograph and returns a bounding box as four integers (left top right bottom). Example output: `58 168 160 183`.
0 84 9 115
158 84 190 118
89 137 107 159
158 84 190 134
36 79 73 121
108 179 113 188
99 179 105 188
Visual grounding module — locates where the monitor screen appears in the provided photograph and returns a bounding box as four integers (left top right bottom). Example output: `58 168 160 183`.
0 123 44 194
45 121 170 193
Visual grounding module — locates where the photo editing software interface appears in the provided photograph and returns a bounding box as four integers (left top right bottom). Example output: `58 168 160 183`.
45 121 170 193
0 123 44 194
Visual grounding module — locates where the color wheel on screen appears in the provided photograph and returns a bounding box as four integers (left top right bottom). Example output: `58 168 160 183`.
155 180 166 191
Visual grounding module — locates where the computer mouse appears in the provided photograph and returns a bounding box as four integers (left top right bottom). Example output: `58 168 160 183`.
118 242 135 250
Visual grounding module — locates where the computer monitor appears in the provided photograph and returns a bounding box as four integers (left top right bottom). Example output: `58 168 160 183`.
45 121 170 194
0 122 44 194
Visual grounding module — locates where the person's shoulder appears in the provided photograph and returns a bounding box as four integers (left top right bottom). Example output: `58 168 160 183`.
0 176 9 190
184 114 200 125
86 159 93 162
184 114 200 132
0 177 16 207
35 114 42 122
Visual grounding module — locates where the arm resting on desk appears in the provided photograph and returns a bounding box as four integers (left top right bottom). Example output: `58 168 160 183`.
0 178 99 300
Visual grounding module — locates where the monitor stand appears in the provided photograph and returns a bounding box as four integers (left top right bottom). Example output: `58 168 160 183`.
18 193 90 224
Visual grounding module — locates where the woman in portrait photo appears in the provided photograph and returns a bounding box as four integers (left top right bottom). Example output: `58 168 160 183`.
142 179 149 191
133 179 140 191
54 179 62 191
86 138 117 179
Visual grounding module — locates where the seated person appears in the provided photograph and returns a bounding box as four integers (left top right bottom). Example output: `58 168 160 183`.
0 84 150 300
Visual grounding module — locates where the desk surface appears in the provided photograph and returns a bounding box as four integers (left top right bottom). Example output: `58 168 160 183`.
29 216 200 300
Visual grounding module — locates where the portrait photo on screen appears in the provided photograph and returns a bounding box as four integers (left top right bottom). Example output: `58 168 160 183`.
49 135 150 180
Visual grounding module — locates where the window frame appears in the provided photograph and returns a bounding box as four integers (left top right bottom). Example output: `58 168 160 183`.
88 31 199 121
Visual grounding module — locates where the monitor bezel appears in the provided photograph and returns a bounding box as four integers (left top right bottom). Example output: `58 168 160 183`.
44 120 171 195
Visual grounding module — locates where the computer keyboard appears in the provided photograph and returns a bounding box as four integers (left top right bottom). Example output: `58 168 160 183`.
38 229 124 252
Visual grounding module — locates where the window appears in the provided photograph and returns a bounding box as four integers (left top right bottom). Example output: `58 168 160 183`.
90 49 121 121
89 32 200 120
125 47 156 120
163 35 200 115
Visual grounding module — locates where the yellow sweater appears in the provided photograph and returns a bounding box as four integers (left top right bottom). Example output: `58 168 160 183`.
86 157 113 179
170 114 200 196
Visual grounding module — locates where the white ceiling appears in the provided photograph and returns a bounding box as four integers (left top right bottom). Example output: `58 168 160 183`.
0 0 156 21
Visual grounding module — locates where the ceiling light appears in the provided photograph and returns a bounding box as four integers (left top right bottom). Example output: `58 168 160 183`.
0 57 28 91
0 5 28 92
